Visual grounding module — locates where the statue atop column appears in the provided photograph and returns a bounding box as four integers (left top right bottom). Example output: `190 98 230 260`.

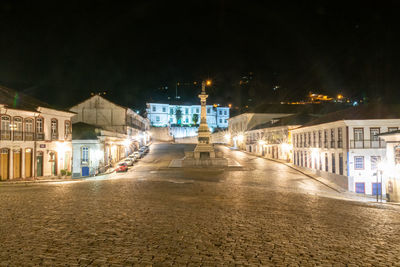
193 80 215 159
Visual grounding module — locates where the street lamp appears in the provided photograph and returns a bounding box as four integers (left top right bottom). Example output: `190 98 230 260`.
206 80 212 86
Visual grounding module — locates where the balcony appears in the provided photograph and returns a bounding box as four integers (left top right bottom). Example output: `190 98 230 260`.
350 139 386 149
0 130 11 140
13 131 23 141
51 132 59 140
36 133 45 141
330 141 336 149
337 140 343 148
25 132 34 141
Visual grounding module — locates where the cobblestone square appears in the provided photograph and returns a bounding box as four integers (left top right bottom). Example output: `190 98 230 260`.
1 143 400 266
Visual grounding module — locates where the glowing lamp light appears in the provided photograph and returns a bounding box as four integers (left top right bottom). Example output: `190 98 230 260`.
56 142 68 154
237 134 244 142
123 139 131 147
281 143 293 152
206 80 212 86
224 133 231 140
258 140 266 145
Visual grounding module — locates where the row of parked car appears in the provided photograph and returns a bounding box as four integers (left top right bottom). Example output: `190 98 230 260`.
115 145 150 172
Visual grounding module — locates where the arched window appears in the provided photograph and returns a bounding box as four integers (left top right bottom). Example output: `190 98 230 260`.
36 117 44 140
64 120 71 140
24 118 34 140
51 119 58 140
13 117 23 141
1 115 11 140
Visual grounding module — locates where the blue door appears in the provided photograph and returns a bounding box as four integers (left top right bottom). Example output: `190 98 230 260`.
372 183 382 195
81 167 89 177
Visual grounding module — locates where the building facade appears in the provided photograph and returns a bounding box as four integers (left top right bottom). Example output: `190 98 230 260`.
378 130 400 202
228 113 293 149
70 95 150 177
291 105 400 195
0 85 75 180
146 103 229 130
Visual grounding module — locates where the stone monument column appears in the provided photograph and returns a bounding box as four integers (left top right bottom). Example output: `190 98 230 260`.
194 81 215 159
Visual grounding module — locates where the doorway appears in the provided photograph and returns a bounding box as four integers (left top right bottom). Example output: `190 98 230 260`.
0 148 9 180
13 149 21 179
25 148 32 178
36 151 43 177
49 151 57 176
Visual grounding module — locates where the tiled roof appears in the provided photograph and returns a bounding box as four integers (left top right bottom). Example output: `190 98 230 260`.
0 85 55 111
249 113 317 131
301 104 400 128
72 122 102 140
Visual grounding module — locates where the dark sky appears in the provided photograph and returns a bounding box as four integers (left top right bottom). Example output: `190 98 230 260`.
0 0 399 110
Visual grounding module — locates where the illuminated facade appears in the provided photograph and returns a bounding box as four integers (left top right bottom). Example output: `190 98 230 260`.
70 95 150 177
146 103 229 130
0 85 75 180
228 113 292 149
291 105 400 195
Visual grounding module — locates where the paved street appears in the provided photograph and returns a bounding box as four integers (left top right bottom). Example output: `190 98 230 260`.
1 143 400 266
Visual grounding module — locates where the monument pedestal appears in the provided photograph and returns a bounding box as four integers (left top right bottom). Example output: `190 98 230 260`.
181 80 228 167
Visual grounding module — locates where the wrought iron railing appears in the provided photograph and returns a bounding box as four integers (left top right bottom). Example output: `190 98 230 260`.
349 139 386 149
36 133 45 141
13 131 23 141
0 130 11 140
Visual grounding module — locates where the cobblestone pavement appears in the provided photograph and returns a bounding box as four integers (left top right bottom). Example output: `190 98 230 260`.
1 143 400 266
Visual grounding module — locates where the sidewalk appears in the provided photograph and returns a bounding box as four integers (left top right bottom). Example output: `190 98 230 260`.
0 176 76 185
236 148 387 203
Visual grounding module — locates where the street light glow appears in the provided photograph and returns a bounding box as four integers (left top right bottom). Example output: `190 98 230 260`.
206 80 212 86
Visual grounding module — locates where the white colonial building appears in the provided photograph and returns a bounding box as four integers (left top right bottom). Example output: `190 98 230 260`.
245 113 315 162
146 103 229 130
70 95 150 177
291 105 400 195
228 113 293 149
0 85 75 180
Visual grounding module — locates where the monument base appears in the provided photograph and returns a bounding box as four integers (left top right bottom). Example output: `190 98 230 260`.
182 149 228 167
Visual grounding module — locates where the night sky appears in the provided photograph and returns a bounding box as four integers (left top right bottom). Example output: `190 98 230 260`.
0 0 399 111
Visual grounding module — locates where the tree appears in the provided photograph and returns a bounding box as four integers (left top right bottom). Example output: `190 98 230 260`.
175 108 182 125
192 113 199 125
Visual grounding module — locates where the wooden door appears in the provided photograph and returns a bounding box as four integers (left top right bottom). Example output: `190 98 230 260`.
25 148 32 178
0 148 9 180
37 152 43 177
13 149 21 179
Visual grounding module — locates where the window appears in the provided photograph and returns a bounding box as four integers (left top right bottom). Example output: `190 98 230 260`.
330 129 335 148
65 121 71 139
185 108 189 114
196 108 199 113
219 110 222 115
331 153 336 173
162 107 166 112
325 153 328 172
36 118 43 133
388 127 398 132
1 115 11 140
354 128 364 141
304 152 307 167
51 119 58 140
324 130 328 148
307 132 311 147
395 146 400 165
25 118 34 141
207 108 210 113
355 182 365 194
318 131 322 148
170 118 173 123
185 117 188 123
370 128 380 141
170 108 174 115
224 119 227 123
152 106 156 112
224 110 227 115
338 128 343 148
156 116 160 122
339 153 343 175
313 131 316 147
370 156 381 171
354 156 364 170
219 119 222 123
372 183 382 196
81 147 89 163
13 117 23 141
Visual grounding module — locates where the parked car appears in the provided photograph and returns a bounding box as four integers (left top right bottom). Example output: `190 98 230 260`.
115 162 128 172
128 154 137 162
133 151 142 159
124 158 134 166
